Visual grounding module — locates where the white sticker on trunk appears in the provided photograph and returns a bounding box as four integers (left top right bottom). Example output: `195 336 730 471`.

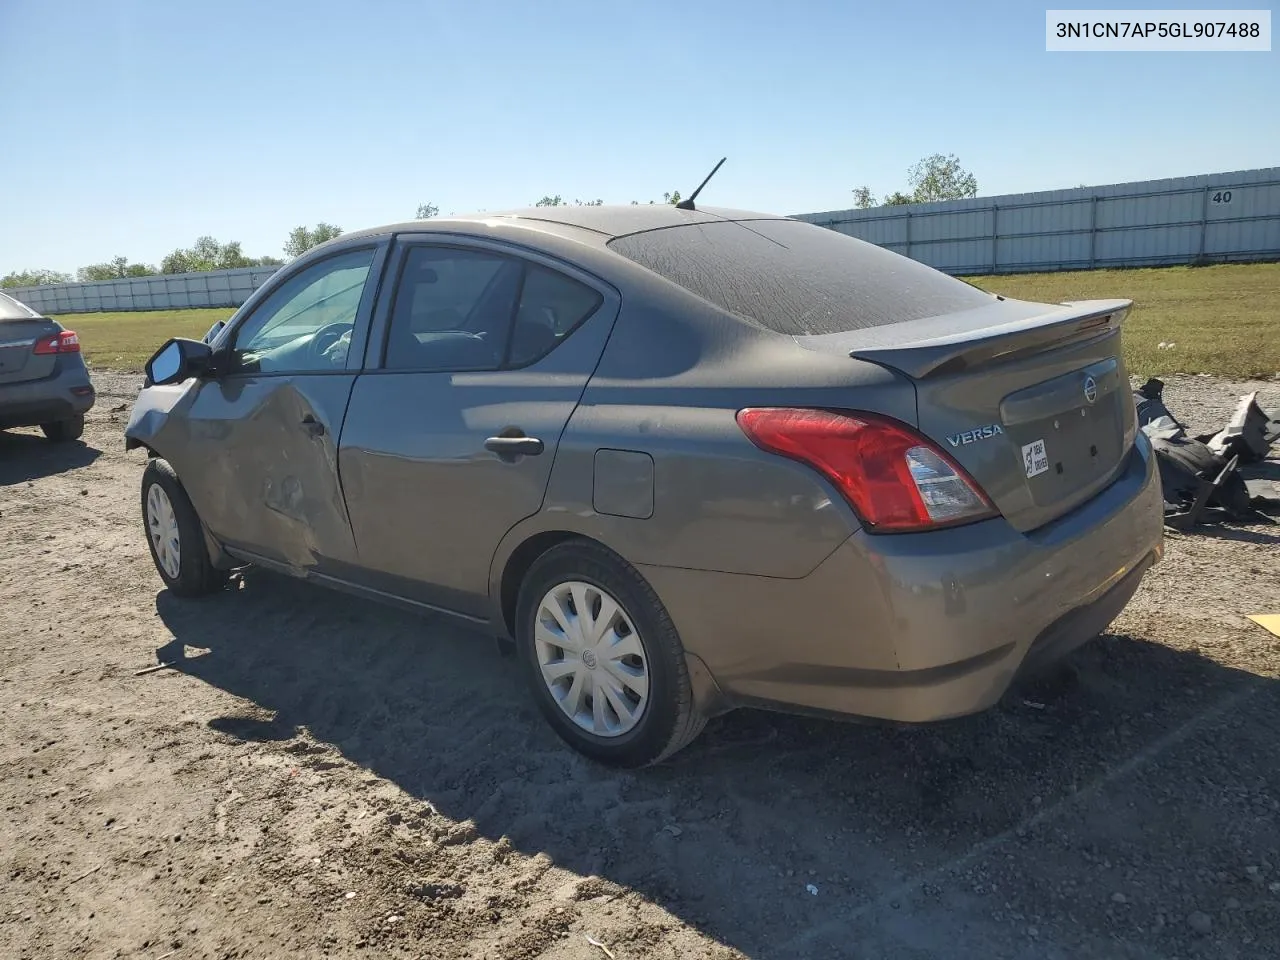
1022 439 1049 478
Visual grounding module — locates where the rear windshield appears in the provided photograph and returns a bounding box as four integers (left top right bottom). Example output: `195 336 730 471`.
607 219 992 336
0 291 40 321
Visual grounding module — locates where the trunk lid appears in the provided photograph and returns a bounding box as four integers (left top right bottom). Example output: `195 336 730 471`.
0 317 61 386
0 292 60 385
802 297 1138 532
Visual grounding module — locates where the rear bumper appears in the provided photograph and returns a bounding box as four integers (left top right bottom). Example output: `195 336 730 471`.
642 433 1165 722
0 361 96 429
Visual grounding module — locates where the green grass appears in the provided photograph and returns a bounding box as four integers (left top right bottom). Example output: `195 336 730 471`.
967 262 1280 378
57 262 1280 378
55 307 235 373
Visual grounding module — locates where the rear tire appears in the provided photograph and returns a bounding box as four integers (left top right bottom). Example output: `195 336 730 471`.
41 415 84 442
515 540 705 767
141 458 228 597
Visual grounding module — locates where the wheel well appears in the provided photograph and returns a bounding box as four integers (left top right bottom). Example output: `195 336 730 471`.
499 531 592 637
126 437 159 458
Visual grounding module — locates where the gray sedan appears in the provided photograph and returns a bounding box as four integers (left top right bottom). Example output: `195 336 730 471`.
126 205 1164 766
0 290 95 440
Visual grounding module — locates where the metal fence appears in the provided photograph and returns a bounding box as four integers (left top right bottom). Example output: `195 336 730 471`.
7 265 280 316
8 167 1279 315
792 166 1280 275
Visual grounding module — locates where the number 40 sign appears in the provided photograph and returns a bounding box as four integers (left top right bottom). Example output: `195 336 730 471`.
1210 189 1234 204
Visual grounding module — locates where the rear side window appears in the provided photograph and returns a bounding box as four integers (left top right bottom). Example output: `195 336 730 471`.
507 266 602 366
607 219 991 336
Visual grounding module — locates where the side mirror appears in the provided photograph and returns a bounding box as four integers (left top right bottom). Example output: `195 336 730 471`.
145 337 212 386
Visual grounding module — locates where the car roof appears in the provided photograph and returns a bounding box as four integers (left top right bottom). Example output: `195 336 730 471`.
339 205 790 247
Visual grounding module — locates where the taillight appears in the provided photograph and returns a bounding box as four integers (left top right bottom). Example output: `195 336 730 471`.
736 408 997 533
33 331 81 355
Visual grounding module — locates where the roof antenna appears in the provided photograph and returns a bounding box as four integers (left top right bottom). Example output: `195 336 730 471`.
675 157 726 210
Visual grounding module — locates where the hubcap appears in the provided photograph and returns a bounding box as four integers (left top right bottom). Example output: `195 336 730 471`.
534 581 650 738
145 483 182 580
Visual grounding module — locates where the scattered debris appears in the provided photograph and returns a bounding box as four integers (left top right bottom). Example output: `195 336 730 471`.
1205 392 1280 464
1164 452 1243 531
134 662 176 676
661 823 683 838
1135 378 1278 530
405 880 463 901
1248 615 1280 638
1022 699 1046 710
62 862 104 891
1134 377 1188 441
806 883 819 896
584 933 617 959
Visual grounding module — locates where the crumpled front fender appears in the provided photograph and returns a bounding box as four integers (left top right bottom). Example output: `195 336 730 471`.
124 382 189 453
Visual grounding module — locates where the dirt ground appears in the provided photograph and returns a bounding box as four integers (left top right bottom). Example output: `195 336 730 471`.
2 373 1279 960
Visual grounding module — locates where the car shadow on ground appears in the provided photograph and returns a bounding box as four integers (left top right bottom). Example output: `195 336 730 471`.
0 429 101 484
1191 523 1280 546
154 569 1279 958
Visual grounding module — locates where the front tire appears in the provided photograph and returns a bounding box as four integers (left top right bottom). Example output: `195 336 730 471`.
515 540 705 767
141 458 228 597
41 415 84 442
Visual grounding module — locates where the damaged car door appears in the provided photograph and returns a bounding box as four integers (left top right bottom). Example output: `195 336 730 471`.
162 242 387 571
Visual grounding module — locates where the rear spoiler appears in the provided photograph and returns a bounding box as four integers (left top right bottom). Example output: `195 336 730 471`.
847 298 1133 380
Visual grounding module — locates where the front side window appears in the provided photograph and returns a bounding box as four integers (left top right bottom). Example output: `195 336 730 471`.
383 247 522 371
231 248 375 373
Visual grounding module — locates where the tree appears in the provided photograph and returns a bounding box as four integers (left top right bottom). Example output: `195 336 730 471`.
534 195 603 207
905 153 978 203
853 154 979 208
283 223 343 259
1 268 72 288
161 236 263 274
77 255 157 282
630 191 682 205
851 186 877 209
415 202 439 219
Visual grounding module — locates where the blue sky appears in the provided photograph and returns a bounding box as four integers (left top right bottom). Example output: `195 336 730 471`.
2 0 1276 274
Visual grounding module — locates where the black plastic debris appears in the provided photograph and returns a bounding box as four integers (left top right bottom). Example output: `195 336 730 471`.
1134 377 1187 441
1135 378 1277 530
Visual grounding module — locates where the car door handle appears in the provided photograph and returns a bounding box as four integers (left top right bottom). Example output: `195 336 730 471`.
300 415 326 438
484 435 544 458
